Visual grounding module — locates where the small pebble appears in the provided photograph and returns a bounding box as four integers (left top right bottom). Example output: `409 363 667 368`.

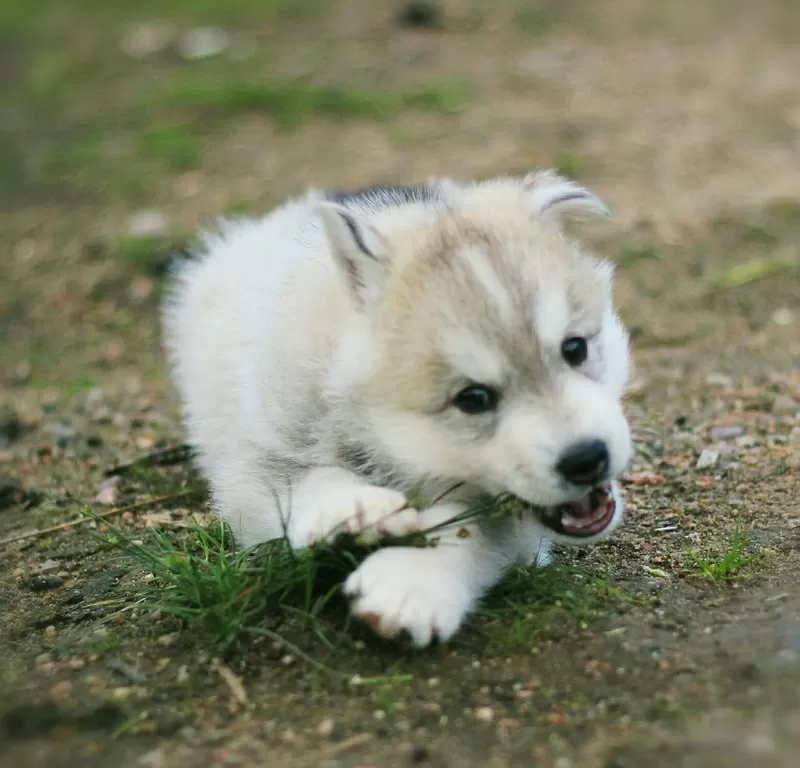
129 211 168 236
772 307 794 326
316 717 335 738
120 23 174 58
710 425 744 440
50 680 73 699
473 706 494 722
696 449 720 470
27 574 65 591
95 476 121 506
178 27 230 60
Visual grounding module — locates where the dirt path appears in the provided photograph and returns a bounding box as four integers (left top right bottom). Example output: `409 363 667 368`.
2 1 799 766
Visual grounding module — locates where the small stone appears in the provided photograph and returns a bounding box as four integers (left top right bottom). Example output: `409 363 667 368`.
121 23 174 59
27 574 65 591
280 654 296 666
473 706 494 722
622 471 666 486
9 362 32 385
280 728 305 746
772 307 794 326
710 425 744 440
696 449 720 470
129 276 155 302
129 211 168 236
178 27 230 60
706 373 734 387
95 476 121 506
50 680 73 699
316 717 335 738
137 747 169 768
33 559 60 574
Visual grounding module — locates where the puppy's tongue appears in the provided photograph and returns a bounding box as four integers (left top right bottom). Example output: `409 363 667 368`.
555 486 615 537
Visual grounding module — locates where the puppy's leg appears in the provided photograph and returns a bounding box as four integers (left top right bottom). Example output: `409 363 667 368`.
343 503 513 647
285 467 419 550
206 454 419 549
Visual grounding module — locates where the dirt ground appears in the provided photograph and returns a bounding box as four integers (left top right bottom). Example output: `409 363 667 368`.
2 1 800 766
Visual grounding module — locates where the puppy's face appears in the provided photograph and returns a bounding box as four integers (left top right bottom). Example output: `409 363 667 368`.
319 171 632 545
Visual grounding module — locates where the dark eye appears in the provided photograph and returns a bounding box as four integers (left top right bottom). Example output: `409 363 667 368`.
561 337 588 367
453 385 499 415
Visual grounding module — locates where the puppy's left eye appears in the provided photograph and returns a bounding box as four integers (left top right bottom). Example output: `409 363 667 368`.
561 337 588 367
453 385 499 415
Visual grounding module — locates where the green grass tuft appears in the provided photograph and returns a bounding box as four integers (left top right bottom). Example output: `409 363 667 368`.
478 561 633 649
94 514 362 666
688 525 754 581
140 124 201 171
168 78 471 128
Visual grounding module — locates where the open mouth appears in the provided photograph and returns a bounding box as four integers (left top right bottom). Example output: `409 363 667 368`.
534 485 616 538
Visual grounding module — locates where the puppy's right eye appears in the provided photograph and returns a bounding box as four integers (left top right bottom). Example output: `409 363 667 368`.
453 385 499 415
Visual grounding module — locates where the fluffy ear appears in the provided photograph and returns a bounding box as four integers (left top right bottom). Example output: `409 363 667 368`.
523 169 611 221
316 201 388 308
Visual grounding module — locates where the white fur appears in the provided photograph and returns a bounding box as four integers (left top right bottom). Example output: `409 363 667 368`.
163 171 632 648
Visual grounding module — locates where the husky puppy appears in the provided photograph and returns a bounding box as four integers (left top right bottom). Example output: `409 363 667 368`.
163 170 632 647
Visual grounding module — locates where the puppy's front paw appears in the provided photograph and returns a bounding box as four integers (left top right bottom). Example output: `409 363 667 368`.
287 485 417 549
343 547 476 648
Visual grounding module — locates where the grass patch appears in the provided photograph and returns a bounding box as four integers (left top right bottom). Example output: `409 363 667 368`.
89 630 124 658
140 124 201 171
106 234 192 277
478 562 633 649
551 150 585 180
688 526 754 581
514 3 565 37
618 245 662 268
1 0 323 32
97 516 358 666
83 492 547 667
710 257 800 291
168 77 471 128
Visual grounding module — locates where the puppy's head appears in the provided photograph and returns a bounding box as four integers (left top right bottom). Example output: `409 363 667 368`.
317 170 632 545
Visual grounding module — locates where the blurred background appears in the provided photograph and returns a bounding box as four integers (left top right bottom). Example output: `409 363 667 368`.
2 0 799 432
3 0 799 383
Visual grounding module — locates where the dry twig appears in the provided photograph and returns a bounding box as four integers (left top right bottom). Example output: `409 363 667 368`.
0 491 193 548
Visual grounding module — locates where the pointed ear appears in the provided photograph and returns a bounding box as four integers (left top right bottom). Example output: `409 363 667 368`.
523 169 611 221
316 202 389 308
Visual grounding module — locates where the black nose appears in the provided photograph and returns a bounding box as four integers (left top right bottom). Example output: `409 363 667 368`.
557 439 609 486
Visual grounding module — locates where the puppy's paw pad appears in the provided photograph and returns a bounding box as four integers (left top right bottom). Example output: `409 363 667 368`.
288 486 415 549
344 547 474 648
